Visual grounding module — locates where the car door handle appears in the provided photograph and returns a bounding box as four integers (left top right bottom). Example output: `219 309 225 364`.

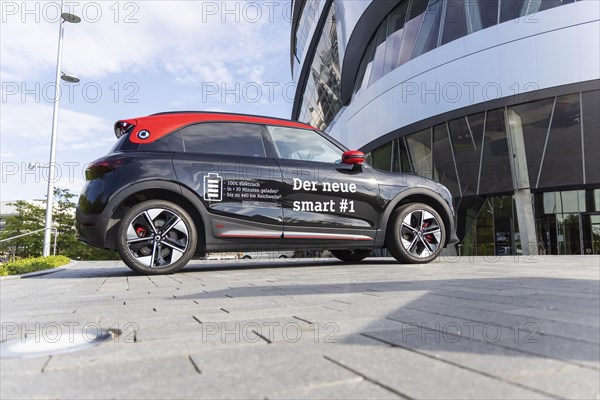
290 169 311 175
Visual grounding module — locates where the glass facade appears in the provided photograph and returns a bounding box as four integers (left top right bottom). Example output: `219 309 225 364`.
294 0 323 62
368 90 600 193
351 0 579 95
367 89 600 255
297 2 343 130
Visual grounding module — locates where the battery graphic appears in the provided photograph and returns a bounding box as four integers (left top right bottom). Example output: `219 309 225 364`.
204 173 223 201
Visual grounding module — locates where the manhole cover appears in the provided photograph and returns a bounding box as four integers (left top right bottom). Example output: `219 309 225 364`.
0 327 116 359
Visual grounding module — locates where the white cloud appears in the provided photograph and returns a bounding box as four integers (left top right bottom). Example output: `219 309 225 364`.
0 101 110 145
1 1 291 84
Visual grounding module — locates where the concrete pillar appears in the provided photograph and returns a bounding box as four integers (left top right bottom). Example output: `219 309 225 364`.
506 109 539 255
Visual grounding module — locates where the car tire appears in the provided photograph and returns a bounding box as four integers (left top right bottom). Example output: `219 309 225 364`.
387 203 446 264
330 249 372 262
243 255 252 260
117 200 198 275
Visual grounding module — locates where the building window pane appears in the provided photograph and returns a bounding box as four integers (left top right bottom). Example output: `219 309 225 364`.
368 21 390 86
494 195 515 256
411 0 444 59
397 0 428 66
582 90 600 184
500 0 526 23
508 98 554 189
391 139 400 173
543 192 557 214
538 94 584 187
433 123 461 196
578 190 587 213
479 108 513 194
371 141 393 172
295 0 322 59
559 190 580 213
478 0 500 28
539 0 567 12
398 137 413 173
353 37 376 95
383 1 410 75
449 112 485 196
441 0 468 45
406 128 433 179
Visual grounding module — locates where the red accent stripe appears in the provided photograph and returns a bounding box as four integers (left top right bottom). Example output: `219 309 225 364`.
218 234 281 239
285 235 373 241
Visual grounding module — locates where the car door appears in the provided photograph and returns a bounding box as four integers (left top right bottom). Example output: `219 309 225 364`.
172 122 283 249
264 125 380 246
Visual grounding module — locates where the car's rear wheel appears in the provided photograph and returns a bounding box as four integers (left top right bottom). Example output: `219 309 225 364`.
387 203 446 264
330 249 372 262
117 200 197 275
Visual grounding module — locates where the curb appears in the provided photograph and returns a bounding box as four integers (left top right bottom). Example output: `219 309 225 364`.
0 260 79 281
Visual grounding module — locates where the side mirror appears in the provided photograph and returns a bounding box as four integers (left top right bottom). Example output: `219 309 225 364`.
342 150 365 165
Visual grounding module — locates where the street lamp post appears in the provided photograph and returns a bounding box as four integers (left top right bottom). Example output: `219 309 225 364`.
42 1 81 257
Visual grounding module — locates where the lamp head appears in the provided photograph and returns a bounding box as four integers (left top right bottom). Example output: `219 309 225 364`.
61 13 81 23
61 73 80 83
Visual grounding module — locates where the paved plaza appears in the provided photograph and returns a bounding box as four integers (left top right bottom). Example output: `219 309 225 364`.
1 255 599 399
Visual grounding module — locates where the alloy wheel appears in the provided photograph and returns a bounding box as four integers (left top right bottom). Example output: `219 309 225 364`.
125 208 189 268
400 210 442 258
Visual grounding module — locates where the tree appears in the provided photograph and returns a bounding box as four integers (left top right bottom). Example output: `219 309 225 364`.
0 200 45 258
0 188 118 260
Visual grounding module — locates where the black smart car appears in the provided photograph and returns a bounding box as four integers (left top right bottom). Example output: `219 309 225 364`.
76 112 458 274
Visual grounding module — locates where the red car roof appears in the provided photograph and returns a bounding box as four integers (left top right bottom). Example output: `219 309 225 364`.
117 112 315 144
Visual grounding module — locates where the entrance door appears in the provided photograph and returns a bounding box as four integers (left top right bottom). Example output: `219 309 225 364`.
582 214 600 255
556 213 581 255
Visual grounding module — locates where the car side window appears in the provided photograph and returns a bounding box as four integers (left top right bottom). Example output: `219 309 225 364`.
182 123 266 157
266 126 342 163
140 130 184 152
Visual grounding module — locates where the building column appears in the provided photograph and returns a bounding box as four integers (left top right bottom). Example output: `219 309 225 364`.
506 109 539 255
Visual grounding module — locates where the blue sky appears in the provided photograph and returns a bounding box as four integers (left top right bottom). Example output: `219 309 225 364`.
0 0 295 201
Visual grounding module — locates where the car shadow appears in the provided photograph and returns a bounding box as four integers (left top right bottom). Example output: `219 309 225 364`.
171 275 600 363
24 258 400 279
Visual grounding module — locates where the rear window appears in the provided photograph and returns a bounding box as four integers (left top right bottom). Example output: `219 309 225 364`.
109 133 139 153
181 123 266 157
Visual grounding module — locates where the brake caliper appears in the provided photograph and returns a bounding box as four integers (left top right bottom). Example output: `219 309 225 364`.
135 226 148 238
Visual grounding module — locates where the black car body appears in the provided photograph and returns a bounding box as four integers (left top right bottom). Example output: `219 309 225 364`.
76 112 458 274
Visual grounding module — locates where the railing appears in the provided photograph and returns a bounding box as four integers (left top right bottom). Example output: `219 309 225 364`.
0 228 59 256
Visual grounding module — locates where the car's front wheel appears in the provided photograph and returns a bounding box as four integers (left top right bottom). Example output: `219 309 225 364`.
117 200 197 275
387 203 446 264
330 249 372 262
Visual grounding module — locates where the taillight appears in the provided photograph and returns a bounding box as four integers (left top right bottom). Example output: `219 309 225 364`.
85 157 131 180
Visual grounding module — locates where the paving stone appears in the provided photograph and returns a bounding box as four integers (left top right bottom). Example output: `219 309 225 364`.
1 256 599 399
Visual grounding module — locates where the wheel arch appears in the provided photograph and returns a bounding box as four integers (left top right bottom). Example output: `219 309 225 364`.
103 181 207 255
380 188 456 248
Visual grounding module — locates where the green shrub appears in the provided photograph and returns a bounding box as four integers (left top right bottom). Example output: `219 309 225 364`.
2 255 71 276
